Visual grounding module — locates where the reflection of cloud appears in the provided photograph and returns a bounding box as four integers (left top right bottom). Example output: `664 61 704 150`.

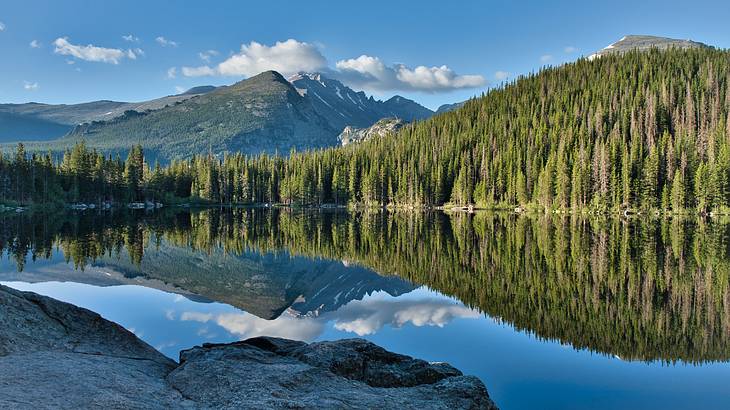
331 297 479 336
180 291 479 341
180 311 324 341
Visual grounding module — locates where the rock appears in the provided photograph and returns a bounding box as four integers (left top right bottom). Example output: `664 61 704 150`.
0 285 189 409
168 337 497 409
0 285 497 409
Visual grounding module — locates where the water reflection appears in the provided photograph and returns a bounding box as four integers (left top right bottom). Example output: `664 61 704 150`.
0 208 729 364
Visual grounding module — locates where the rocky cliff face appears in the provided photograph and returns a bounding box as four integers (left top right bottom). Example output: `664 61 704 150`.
0 284 497 409
289 72 433 132
338 117 406 146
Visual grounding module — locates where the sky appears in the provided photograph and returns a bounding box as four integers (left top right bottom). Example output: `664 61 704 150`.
1 0 729 110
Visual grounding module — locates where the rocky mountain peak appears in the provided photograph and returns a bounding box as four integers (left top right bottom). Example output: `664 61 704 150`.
589 35 709 59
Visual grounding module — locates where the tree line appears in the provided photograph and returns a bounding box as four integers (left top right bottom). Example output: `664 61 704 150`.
3 47 730 214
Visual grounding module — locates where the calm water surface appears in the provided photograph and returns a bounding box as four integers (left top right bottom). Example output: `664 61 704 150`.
1 209 729 410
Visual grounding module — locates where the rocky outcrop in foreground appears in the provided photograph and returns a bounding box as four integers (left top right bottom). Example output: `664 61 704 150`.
0 285 497 409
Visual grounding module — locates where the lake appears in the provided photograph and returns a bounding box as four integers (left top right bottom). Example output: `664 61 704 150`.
1 208 729 409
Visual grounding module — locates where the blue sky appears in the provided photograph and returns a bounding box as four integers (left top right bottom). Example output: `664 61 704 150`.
1 0 729 110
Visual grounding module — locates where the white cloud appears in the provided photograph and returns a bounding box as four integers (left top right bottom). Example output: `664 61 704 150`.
331 297 479 336
23 81 39 91
181 310 324 341
564 46 577 53
198 49 219 63
540 54 553 64
175 85 186 94
335 55 485 92
156 36 178 47
122 34 139 42
30 40 41 48
182 39 326 78
494 71 510 81
53 37 134 64
167 67 177 79
0 22 5 32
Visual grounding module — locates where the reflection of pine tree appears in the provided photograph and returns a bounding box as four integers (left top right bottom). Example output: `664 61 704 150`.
3 209 730 362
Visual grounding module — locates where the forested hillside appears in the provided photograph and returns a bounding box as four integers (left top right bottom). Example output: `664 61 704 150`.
2 47 730 214
183 47 730 214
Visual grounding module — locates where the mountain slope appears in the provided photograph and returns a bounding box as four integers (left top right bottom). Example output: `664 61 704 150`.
0 86 216 142
588 35 709 59
435 101 465 114
289 72 433 131
46 71 338 161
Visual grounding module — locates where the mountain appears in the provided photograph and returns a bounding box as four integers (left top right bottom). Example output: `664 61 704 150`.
288 72 433 131
588 35 709 59
6 71 433 162
0 86 216 142
435 102 465 114
338 117 405 146
95 243 415 320
180 85 218 95
45 71 338 162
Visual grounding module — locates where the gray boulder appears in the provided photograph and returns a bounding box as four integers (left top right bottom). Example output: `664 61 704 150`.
0 285 497 409
0 284 190 410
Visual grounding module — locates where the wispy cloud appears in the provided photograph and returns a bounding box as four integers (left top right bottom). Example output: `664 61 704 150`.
166 67 177 79
0 22 5 32
53 37 136 64
198 49 219 63
30 40 41 48
122 34 139 43
23 81 39 91
181 66 216 77
540 54 553 64
494 70 510 81
156 36 178 47
564 46 577 53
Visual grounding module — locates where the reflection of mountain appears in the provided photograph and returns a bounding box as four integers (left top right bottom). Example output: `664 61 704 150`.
0 256 214 304
94 242 415 320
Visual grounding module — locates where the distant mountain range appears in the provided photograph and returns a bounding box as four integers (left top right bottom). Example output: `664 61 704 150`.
0 88 215 142
58 71 339 161
0 71 438 162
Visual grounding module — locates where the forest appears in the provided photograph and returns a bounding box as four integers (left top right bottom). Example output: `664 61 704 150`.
2 47 730 214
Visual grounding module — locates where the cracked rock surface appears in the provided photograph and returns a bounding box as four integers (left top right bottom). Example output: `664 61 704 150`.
0 285 497 409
